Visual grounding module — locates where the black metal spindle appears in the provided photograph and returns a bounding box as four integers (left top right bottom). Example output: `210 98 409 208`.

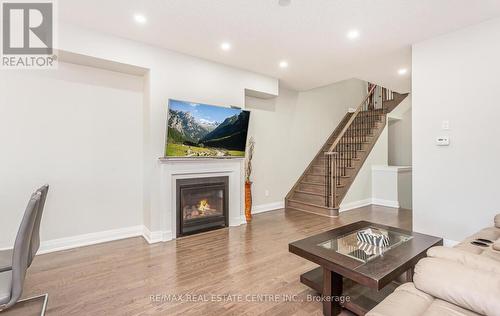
349 126 353 167
347 126 352 167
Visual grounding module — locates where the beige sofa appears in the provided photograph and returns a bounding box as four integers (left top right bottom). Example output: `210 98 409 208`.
367 215 500 316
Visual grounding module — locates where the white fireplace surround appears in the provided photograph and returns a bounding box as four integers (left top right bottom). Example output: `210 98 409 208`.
158 158 245 241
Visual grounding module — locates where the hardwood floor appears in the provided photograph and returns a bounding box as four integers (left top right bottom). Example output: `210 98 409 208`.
5 205 411 316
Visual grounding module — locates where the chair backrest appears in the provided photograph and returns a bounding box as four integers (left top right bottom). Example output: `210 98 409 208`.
5 193 40 309
28 184 49 266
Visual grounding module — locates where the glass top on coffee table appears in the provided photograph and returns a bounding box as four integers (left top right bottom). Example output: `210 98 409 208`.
318 226 413 263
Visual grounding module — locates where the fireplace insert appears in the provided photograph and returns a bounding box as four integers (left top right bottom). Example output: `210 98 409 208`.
176 176 229 237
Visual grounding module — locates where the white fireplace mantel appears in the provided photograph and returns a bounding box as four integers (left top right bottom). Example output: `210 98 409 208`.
157 158 246 241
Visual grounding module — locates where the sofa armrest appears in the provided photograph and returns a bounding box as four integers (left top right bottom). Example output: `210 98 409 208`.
414 257 500 316
427 246 500 274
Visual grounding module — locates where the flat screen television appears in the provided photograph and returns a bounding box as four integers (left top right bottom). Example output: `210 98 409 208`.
165 99 251 158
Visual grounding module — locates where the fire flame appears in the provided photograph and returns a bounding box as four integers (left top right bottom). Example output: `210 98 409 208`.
198 199 210 214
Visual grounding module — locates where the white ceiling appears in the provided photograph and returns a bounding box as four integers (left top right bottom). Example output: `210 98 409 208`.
59 0 500 92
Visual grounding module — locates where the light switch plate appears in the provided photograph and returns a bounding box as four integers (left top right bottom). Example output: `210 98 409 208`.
442 120 450 130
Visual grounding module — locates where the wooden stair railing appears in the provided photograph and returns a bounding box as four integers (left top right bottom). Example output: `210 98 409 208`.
324 84 375 210
285 83 408 217
284 112 353 213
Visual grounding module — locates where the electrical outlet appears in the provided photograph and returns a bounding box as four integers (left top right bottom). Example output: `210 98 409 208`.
436 136 450 146
265 190 269 197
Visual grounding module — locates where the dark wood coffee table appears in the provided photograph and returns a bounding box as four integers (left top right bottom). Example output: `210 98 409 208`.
289 221 442 316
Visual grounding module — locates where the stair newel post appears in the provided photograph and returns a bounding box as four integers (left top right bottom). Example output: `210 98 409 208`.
325 152 331 208
332 152 338 208
324 152 329 208
324 152 338 209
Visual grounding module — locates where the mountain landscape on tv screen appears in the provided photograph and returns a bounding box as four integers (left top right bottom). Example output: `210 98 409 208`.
165 100 250 157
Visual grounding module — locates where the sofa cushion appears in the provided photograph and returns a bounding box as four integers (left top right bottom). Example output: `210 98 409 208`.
413 257 500 316
493 240 500 252
424 299 480 316
367 283 480 316
480 245 500 262
427 246 500 274
366 283 433 316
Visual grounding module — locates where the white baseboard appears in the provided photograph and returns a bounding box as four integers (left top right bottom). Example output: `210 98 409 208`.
252 201 284 215
38 225 144 254
231 215 246 227
240 215 247 223
142 226 169 244
339 199 373 212
38 225 174 254
29 197 403 255
235 201 284 224
372 198 400 208
340 198 400 212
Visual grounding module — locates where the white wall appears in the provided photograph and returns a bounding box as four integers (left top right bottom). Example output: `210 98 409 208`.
1 23 278 248
57 23 278 234
0 62 143 247
371 166 412 209
413 17 500 242
388 96 412 166
291 79 368 169
245 88 299 208
247 79 384 208
342 126 388 209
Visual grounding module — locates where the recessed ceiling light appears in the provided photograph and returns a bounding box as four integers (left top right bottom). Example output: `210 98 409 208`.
279 60 289 68
398 68 408 75
133 14 147 24
347 29 360 40
279 0 292 6
221 42 232 51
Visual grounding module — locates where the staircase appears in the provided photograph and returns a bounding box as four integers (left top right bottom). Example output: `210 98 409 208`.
285 84 408 217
